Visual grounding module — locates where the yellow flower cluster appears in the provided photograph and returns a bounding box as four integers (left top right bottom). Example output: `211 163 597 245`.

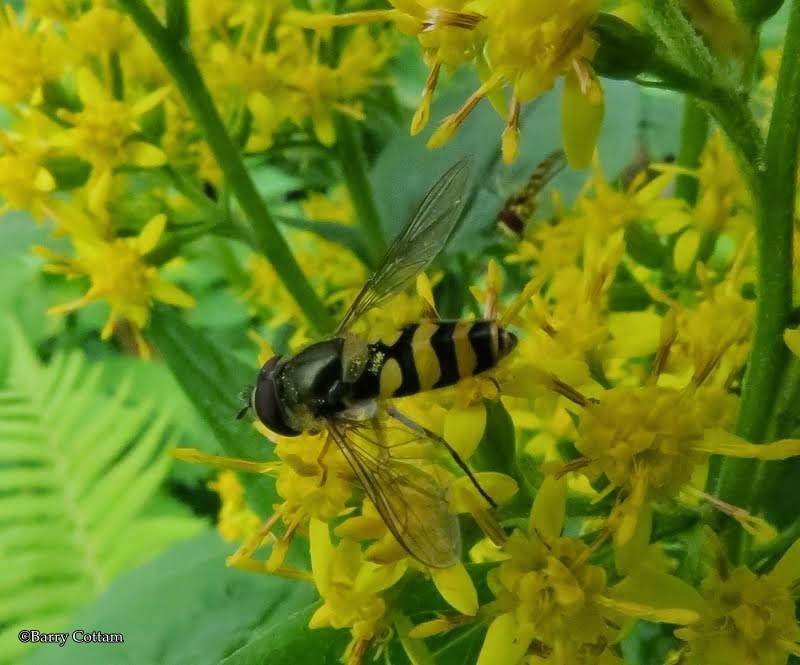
0 0 394 350
204 99 800 662
5 2 799 664
290 0 604 166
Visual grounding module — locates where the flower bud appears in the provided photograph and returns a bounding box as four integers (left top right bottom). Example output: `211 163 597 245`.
591 13 655 80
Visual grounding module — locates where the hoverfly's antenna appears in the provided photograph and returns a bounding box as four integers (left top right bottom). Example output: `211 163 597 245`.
236 385 253 420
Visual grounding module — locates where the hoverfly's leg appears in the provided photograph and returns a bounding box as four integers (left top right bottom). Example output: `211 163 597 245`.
316 433 332 486
368 417 391 463
385 406 497 508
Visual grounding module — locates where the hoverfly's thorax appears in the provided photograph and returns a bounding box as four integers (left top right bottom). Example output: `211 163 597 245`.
275 339 346 429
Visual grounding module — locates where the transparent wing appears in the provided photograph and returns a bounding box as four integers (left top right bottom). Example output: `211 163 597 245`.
327 419 461 568
336 159 471 334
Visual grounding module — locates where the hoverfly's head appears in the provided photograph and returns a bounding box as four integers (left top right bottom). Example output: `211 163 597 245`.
252 355 300 437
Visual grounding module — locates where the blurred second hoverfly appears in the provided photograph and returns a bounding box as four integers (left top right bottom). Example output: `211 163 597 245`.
497 149 566 237
245 160 517 568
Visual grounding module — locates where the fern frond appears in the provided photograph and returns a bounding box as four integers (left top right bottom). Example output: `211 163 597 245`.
0 320 203 663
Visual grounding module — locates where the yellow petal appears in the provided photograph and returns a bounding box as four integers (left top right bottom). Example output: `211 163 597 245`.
354 560 407 594
443 403 486 459
501 123 519 165
475 51 507 118
128 141 167 168
88 169 112 216
309 518 333 595
596 595 700 625
785 328 800 358
312 110 336 147
35 167 56 192
768 538 800 587
76 67 105 103
137 214 167 254
151 279 195 308
427 116 457 149
607 311 662 358
431 562 478 616
364 534 408 565
608 568 706 621
476 613 530 665
530 475 566 541
697 428 800 460
614 502 652 575
131 85 171 117
561 65 604 169
674 229 699 273
408 618 454 639
416 273 437 315
453 472 518 513
309 604 333 629
653 208 691 235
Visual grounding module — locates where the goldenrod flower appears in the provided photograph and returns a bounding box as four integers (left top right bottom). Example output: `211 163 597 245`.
476 477 703 665
0 129 56 218
52 69 168 196
675 531 800 665
208 471 262 542
310 519 407 663
35 211 194 355
668 132 755 272
26 0 79 21
0 5 64 106
68 4 132 56
563 380 800 560
577 160 691 238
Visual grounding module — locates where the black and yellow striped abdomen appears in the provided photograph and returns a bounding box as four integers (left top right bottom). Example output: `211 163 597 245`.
347 320 517 402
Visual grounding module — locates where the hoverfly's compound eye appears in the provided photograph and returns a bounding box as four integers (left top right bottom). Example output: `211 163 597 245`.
253 355 300 436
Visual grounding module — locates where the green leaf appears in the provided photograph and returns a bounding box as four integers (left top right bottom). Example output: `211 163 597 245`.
471 400 516 478
0 319 202 665
26 531 318 665
148 307 278 512
608 263 653 312
625 222 668 269
388 566 494 664
220 604 347 665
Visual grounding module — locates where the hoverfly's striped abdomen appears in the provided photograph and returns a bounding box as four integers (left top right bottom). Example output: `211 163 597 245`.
347 320 517 402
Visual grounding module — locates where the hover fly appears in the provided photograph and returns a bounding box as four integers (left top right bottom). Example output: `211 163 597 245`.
246 160 517 568
497 149 566 236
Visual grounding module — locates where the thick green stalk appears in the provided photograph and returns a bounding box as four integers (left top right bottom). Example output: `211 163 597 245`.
715 0 800 559
675 97 709 205
336 116 386 267
118 0 334 333
643 1 764 180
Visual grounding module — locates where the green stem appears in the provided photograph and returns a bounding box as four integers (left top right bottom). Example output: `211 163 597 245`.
714 0 800 561
748 356 800 515
698 86 764 189
335 116 386 267
675 96 709 205
118 0 334 334
750 517 800 573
